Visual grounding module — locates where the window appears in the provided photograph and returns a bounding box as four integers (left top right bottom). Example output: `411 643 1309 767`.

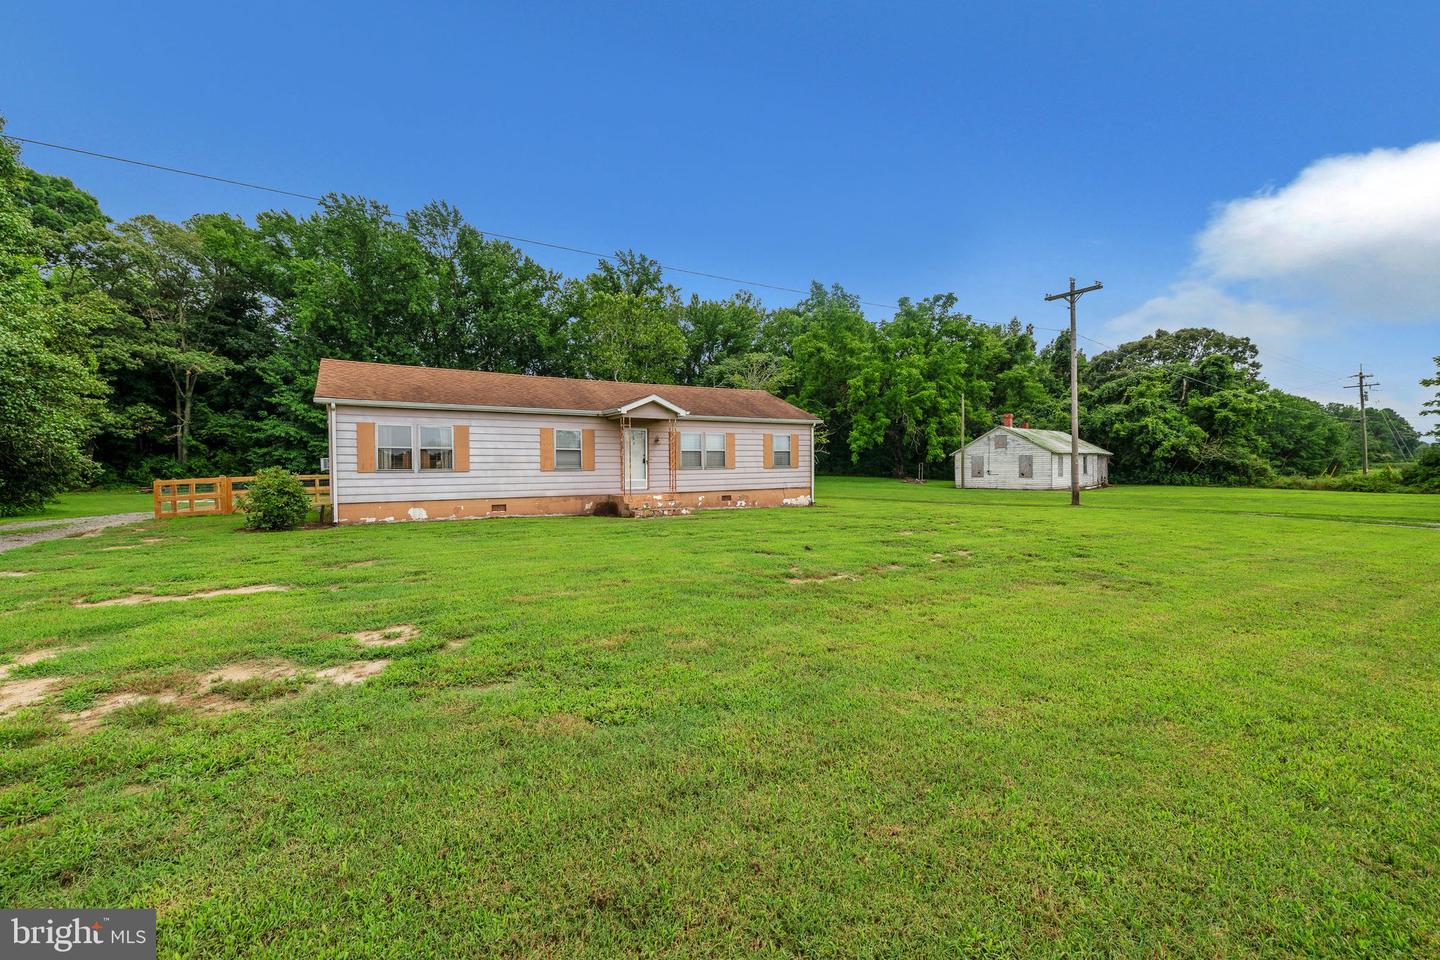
704 432 727 469
1083 455 1090 475
680 432 727 468
680 432 703 469
994 434 1008 450
1018 454 1033 479
419 426 454 470
555 429 582 470
773 433 792 468
971 455 984 478
378 425 413 471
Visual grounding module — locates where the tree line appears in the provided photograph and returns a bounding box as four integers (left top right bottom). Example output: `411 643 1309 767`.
2 122 1436 512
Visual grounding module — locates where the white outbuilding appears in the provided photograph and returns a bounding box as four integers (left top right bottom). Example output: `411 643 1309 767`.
954 414 1112 490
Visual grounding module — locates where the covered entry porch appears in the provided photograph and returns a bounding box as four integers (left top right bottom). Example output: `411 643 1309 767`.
603 394 685 515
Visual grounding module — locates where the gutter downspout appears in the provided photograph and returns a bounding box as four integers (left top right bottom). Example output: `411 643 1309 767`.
328 402 340 525
809 423 816 505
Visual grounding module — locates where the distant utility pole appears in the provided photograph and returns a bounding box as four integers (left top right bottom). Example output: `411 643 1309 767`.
959 393 966 489
1044 277 1103 506
1345 365 1380 474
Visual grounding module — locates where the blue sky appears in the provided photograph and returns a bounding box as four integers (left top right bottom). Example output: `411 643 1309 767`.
6 1 1439 425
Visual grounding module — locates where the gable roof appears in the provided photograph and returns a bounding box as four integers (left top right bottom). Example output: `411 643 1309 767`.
958 426 1112 456
313 359 820 423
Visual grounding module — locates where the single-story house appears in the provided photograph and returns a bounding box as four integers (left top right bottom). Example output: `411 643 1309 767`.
313 359 821 522
954 414 1112 490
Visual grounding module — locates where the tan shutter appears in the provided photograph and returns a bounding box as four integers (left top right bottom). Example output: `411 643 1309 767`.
582 429 595 471
763 433 774 469
356 422 376 473
453 425 470 472
791 433 800 469
725 432 736 469
539 427 554 471
669 431 679 471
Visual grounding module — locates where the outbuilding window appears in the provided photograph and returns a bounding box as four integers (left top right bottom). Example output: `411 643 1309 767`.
971 455 984 478
994 435 1008 451
1018 454 1033 479
377 425 413 471
680 433 703 469
554 429 583 470
1083 455 1090 475
419 426 454 470
773 433 792 468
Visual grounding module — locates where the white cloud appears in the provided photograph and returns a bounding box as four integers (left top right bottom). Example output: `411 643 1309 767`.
1195 141 1440 320
1104 281 1307 343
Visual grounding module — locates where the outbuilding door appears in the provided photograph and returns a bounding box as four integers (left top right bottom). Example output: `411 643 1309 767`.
625 427 648 492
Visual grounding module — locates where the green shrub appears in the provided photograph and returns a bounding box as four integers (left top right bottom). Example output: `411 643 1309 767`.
1264 467 1413 493
239 467 313 531
1402 445 1440 493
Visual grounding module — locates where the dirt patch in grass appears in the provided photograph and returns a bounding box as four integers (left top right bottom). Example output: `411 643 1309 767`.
99 539 165 551
199 661 304 687
588 633 630 649
0 677 65 714
6 655 394 730
314 660 390 685
929 550 972 562
352 625 419 647
1 571 34 577
785 569 860 584
73 584 289 607
0 647 78 680
62 693 180 733
538 713 593 735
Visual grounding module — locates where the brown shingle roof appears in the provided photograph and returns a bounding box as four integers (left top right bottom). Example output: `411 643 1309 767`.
313 359 821 422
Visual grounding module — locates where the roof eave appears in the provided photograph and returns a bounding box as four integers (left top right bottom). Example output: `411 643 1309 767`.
314 395 822 424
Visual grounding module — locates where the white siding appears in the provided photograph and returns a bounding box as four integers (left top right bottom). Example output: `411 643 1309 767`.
956 434 1055 490
1052 453 1109 490
334 405 620 503
956 437 1059 492
661 420 812 493
332 406 813 504
954 433 1108 491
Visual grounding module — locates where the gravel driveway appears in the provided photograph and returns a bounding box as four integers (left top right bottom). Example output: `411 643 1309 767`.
0 513 153 554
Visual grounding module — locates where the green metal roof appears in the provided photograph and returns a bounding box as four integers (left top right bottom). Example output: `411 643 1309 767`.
955 426 1112 457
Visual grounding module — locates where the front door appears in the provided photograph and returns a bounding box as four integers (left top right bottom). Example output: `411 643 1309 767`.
626 427 648 491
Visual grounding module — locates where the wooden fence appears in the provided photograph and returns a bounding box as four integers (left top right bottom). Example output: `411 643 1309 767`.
153 475 331 519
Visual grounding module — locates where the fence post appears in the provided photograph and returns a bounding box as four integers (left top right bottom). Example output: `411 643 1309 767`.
220 477 233 515
153 481 162 519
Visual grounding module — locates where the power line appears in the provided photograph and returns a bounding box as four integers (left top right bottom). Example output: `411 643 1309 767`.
9 135 323 202
1373 405 1416 462
8 133 906 311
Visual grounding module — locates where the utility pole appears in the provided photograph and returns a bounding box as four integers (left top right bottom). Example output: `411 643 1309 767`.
1044 277 1103 506
959 393 966 489
1345 365 1380 474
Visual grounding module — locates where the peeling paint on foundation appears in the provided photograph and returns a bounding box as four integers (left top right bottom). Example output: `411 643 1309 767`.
407 506 429 521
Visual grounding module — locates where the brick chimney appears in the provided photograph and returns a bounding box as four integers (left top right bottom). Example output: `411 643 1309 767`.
1020 421 1029 429
1001 413 1014 428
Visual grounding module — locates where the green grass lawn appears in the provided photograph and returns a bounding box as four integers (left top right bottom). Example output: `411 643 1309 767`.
2 478 1437 958
0 489 154 525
